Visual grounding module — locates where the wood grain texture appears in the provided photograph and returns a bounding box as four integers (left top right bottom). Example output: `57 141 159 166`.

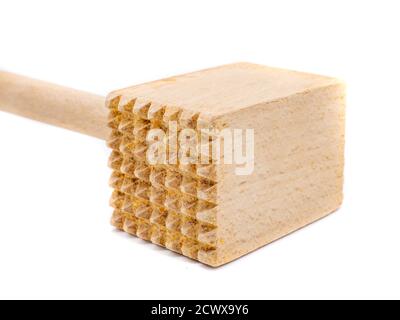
217 82 345 265
109 62 338 117
0 71 108 139
0 63 345 266
107 63 346 266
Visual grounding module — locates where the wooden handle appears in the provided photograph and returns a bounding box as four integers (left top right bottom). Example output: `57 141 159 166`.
0 71 108 140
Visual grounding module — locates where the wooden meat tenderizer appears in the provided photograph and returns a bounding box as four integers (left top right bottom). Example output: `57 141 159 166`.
0 63 346 267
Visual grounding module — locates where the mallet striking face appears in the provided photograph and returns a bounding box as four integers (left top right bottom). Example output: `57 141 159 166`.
0 63 345 266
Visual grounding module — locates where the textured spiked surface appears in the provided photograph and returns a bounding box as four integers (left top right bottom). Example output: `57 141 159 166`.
106 96 219 266
105 63 345 267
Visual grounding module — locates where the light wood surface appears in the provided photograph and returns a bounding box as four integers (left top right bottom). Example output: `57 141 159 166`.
110 62 338 117
0 71 108 139
107 63 346 266
218 82 345 265
0 63 346 266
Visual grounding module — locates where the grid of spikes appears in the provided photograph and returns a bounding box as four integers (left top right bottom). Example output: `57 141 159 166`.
106 95 218 265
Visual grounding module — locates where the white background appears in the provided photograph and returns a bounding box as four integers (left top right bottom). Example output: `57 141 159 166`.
0 0 399 300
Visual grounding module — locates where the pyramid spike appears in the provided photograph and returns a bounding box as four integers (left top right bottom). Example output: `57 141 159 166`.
123 217 138 235
111 210 125 230
149 167 166 188
198 180 217 203
134 163 150 181
149 186 166 207
109 171 124 189
180 175 198 196
150 225 166 246
196 200 217 225
118 116 135 134
121 195 135 214
133 142 148 161
133 98 151 119
110 191 124 209
107 130 122 150
150 207 167 226
107 109 121 130
197 224 217 246
118 97 136 113
165 212 181 232
181 239 199 260
147 102 165 121
162 106 181 126
197 164 217 181
106 95 121 110
178 110 199 130
165 231 182 253
120 156 136 176
165 170 182 190
181 195 198 217
133 117 151 141
135 181 150 200
179 162 197 175
120 176 137 195
198 248 217 266
108 151 123 171
181 217 198 239
119 136 135 154
164 192 181 212
134 203 152 219
137 221 152 241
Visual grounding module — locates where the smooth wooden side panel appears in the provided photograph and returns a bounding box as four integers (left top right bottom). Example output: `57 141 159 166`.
216 83 346 266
